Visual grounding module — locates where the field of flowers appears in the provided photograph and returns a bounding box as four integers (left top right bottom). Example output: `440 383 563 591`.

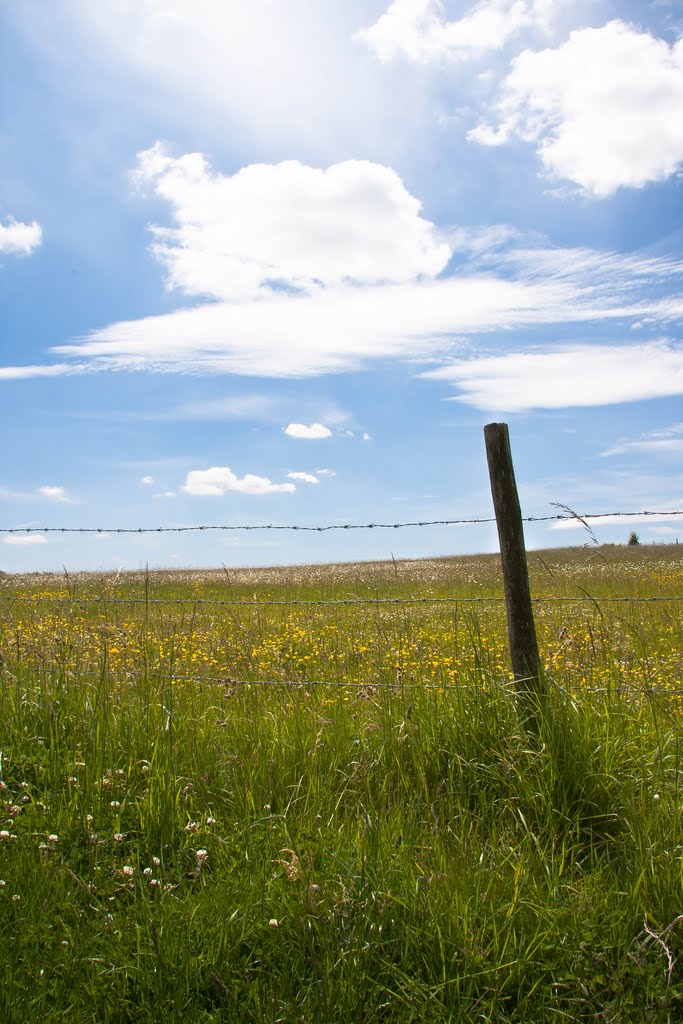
0 544 682 1022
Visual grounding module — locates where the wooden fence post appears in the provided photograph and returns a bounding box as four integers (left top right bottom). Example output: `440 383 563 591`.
484 423 545 716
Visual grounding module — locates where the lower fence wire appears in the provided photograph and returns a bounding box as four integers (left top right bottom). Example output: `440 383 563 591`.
2 594 682 608
167 673 683 698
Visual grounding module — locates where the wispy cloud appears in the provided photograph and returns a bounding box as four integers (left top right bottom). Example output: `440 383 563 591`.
165 395 285 422
601 423 683 457
43 268 681 383
181 467 295 496
552 510 683 531
424 340 683 411
0 363 90 381
3 534 48 546
0 486 24 501
1 484 73 503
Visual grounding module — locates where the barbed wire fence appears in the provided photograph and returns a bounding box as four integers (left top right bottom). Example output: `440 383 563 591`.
2 502 681 703
1 509 681 616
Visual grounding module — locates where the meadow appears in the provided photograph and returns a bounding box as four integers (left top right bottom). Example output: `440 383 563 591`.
0 543 682 1022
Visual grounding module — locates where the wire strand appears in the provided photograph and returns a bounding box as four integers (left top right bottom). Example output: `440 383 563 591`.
2 594 682 608
1 509 681 534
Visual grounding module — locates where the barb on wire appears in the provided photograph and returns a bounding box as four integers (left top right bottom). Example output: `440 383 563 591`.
1 509 680 535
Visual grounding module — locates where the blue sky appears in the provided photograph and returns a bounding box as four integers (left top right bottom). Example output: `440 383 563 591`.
1 0 682 572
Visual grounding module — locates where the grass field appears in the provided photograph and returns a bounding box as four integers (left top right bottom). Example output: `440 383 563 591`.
1 543 682 1022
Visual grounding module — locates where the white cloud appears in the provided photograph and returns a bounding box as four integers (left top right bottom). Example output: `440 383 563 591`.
47 266 680 382
0 217 42 255
552 511 683 531
133 144 450 301
36 485 70 503
470 21 683 196
356 0 554 63
424 341 683 411
141 475 155 485
0 363 90 381
315 468 336 477
362 432 372 441
287 471 320 484
182 467 295 496
453 232 683 289
167 395 284 422
605 439 683 456
6 171 682 402
3 534 48 546
284 423 333 439
601 423 683 457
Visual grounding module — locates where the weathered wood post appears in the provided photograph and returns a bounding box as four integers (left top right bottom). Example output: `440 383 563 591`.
484 423 545 719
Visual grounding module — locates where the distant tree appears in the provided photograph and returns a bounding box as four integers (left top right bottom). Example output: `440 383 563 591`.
627 531 640 546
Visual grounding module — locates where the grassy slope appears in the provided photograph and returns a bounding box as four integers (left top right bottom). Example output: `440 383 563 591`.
0 545 682 1022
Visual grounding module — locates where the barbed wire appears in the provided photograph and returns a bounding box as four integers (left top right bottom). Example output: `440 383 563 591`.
2 594 682 609
172 673 471 692
170 673 683 698
1 509 681 535
0 516 505 534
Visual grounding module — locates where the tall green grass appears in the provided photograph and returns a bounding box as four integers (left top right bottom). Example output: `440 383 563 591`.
0 545 682 1022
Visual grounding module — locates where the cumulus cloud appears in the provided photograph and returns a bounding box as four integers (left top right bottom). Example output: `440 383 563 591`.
5 152 682 407
284 423 333 439
0 217 42 255
424 341 683 411
356 0 554 63
469 21 683 196
287 471 320 484
132 144 450 301
3 534 48 546
140 475 155 485
182 467 295 496
36 485 71 503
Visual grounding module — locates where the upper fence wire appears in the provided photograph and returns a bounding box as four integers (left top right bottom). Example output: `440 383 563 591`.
1 509 681 534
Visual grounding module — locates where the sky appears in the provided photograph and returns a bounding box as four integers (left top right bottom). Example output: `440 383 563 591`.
1 0 682 573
